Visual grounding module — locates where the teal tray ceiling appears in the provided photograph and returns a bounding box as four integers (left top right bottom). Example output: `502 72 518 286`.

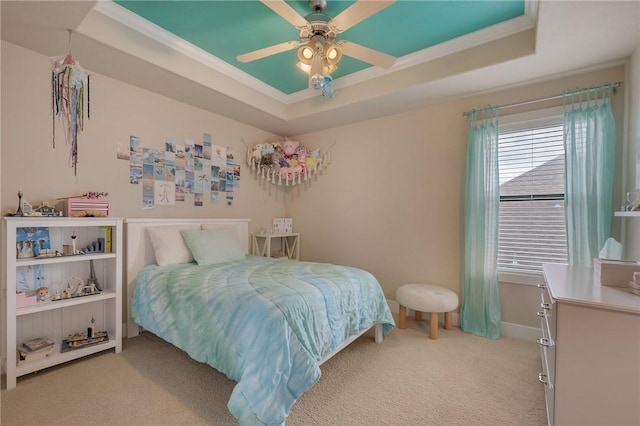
115 1 525 95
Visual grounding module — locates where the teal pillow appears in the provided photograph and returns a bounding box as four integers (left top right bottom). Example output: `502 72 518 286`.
180 228 245 266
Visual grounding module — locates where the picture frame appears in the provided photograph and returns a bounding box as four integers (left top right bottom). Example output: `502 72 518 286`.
16 227 50 259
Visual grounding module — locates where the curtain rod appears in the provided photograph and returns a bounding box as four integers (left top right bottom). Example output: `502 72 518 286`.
462 81 623 116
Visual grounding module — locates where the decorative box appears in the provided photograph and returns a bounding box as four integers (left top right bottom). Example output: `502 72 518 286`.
61 198 110 217
16 292 37 308
593 258 640 287
272 218 293 234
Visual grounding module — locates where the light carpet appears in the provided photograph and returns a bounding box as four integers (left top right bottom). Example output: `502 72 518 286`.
1 318 546 425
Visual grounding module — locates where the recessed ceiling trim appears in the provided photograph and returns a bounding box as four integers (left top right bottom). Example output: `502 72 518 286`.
393 11 537 73
286 1 538 102
79 4 290 120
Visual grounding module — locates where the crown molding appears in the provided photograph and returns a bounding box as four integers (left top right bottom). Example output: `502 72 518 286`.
94 1 302 103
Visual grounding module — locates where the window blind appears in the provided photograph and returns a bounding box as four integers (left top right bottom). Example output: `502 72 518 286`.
498 124 567 273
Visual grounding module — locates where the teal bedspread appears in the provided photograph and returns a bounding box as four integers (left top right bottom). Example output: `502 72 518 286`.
131 256 394 425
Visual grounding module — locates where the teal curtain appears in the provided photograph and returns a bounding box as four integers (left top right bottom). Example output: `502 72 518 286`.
461 107 501 339
563 85 616 266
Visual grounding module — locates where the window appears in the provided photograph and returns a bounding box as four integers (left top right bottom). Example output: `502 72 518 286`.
498 109 568 277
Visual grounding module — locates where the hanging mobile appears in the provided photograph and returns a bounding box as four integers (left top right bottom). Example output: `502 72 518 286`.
51 29 91 176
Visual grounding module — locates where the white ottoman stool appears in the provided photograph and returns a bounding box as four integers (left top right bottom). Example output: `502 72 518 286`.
395 284 459 339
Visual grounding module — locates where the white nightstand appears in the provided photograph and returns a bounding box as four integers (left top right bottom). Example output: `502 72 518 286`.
252 233 300 260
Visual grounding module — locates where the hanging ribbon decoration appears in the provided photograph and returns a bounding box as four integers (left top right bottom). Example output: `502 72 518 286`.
321 75 336 100
52 29 90 176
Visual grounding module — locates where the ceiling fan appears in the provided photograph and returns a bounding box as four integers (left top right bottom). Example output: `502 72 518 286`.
236 0 396 89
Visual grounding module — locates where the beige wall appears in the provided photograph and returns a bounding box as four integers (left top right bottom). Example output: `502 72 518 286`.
0 41 285 238
289 65 627 328
0 40 632 331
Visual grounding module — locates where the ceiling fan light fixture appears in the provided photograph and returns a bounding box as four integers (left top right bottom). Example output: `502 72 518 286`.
321 60 337 75
238 0 397 95
296 61 311 74
324 43 342 65
297 45 315 64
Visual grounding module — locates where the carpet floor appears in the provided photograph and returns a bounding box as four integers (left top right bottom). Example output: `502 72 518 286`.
1 317 546 425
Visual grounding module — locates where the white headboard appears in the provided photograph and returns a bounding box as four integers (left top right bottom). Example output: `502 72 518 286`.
125 218 250 337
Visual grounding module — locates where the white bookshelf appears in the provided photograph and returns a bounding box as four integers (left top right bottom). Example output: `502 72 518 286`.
2 217 123 389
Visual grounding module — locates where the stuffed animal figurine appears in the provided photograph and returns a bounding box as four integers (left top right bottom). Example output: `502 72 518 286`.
304 148 320 171
251 143 264 164
261 143 275 166
271 151 282 173
279 166 293 179
282 139 299 158
296 145 308 161
36 286 49 302
304 155 318 171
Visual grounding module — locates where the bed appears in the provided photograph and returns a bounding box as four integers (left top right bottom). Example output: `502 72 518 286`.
125 218 395 425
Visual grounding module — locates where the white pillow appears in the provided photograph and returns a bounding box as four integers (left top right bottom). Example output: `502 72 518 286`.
180 228 246 266
146 224 200 266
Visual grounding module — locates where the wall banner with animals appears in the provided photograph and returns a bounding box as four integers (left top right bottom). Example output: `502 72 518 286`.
246 138 332 186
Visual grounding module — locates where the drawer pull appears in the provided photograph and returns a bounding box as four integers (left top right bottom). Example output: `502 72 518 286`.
538 373 548 384
537 337 553 347
537 283 546 289
540 302 552 310
536 310 548 318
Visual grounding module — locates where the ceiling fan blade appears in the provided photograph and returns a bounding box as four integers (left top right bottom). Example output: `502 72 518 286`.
340 41 396 68
329 0 395 32
260 0 309 28
236 41 300 63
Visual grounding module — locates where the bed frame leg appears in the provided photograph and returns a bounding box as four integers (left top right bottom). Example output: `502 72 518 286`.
374 323 383 343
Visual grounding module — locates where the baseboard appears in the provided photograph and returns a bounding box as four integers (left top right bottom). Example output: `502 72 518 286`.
500 321 541 341
389 299 540 341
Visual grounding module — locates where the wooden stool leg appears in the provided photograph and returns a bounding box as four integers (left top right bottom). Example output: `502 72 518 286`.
398 305 407 329
444 311 452 330
414 311 422 321
429 312 438 339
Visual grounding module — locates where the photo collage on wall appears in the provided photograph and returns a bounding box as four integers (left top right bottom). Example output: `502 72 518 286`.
121 133 239 208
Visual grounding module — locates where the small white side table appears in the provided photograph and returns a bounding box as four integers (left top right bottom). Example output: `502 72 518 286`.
252 233 300 260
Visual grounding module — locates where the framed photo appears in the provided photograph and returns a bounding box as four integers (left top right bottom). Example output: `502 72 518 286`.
16 227 50 259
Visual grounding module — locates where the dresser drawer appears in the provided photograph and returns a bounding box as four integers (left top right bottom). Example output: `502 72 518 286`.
537 297 555 389
537 281 556 426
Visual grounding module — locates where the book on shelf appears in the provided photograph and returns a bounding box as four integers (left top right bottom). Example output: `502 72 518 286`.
100 226 112 253
18 337 55 363
18 345 54 363
22 336 55 352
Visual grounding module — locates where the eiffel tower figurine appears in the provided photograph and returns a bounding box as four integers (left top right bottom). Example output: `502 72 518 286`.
87 260 102 292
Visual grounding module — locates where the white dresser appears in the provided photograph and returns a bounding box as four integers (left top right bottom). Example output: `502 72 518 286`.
540 264 640 426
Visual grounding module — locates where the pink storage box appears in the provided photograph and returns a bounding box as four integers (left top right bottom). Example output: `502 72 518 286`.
16 292 37 308
62 198 110 217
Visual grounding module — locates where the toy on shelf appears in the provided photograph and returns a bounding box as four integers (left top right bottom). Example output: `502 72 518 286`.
15 190 24 217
